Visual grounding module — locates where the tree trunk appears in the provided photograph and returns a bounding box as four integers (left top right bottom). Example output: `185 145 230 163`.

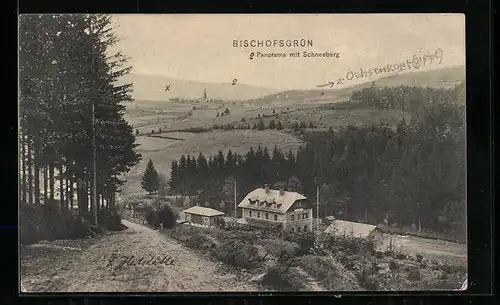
21 130 27 203
69 170 74 212
43 165 48 204
34 137 41 205
49 163 55 201
59 161 64 211
76 164 88 218
27 135 33 204
88 180 93 218
65 176 70 209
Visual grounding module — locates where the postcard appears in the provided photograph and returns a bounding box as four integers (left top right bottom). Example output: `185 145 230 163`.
19 13 466 292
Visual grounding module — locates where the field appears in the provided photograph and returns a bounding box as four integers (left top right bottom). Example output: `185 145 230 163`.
121 96 416 198
382 234 466 264
247 107 413 130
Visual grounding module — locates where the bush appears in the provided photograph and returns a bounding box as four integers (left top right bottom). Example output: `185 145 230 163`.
416 253 423 262
257 238 298 258
20 203 105 245
169 226 216 251
297 255 361 290
407 267 422 281
389 260 399 271
260 266 307 291
213 240 261 269
319 232 375 255
98 209 125 231
282 231 315 256
156 205 177 229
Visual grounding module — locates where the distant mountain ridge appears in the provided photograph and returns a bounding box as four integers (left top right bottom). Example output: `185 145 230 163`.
245 65 466 105
119 74 281 102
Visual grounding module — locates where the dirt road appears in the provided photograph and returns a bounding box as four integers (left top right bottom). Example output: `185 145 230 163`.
21 220 261 292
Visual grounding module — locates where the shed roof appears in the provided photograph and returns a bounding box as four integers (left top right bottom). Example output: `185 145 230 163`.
182 206 225 217
324 220 380 238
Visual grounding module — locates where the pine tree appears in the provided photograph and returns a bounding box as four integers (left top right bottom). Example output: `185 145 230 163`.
257 119 266 130
276 121 284 130
141 159 159 195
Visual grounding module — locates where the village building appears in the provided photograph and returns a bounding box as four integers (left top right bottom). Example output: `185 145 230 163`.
237 185 313 232
324 219 384 248
182 206 225 227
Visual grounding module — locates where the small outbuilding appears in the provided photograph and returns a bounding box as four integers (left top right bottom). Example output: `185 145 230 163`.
182 206 225 227
324 219 384 248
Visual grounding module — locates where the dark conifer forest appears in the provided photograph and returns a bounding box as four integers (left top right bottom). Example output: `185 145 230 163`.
19 14 141 240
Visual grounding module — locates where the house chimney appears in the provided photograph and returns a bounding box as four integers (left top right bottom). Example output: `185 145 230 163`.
264 184 270 193
279 188 284 196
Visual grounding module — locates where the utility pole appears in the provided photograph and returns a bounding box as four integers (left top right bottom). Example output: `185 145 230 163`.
234 179 237 218
316 185 319 231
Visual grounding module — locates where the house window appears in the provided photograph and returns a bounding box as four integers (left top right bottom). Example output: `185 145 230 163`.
249 210 252 217
304 213 308 219
304 225 308 231
257 212 260 218
274 214 278 221
291 215 295 221
265 213 269 219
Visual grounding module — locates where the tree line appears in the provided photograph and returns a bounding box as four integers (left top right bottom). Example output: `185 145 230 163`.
19 14 141 226
351 81 465 116
162 84 465 238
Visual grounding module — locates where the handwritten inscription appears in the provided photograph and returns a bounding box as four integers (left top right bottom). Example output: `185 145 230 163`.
229 246 297 269
105 253 175 269
164 85 171 91
232 79 238 85
318 48 444 88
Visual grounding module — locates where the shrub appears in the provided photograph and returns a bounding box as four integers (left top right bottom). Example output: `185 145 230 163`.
407 267 422 281
416 253 423 262
282 231 315 256
156 205 177 229
257 238 298 258
319 232 375 255
20 203 105 245
389 260 399 271
260 266 307 291
297 255 361 290
98 209 125 231
214 240 261 269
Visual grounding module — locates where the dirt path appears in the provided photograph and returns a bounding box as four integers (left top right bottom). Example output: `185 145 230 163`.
21 220 261 292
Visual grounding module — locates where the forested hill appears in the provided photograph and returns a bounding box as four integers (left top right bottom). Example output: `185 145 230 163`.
245 65 465 106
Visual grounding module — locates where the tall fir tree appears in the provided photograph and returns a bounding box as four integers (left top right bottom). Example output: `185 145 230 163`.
141 159 159 195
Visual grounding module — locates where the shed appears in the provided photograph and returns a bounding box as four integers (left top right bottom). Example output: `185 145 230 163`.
182 206 225 227
324 220 384 247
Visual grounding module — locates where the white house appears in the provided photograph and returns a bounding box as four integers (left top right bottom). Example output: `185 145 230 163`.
237 185 313 232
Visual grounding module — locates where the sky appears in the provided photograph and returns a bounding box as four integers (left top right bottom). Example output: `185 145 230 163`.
111 14 465 90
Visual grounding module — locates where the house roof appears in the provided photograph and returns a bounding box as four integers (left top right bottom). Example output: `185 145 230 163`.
182 206 225 217
324 220 380 238
238 188 307 213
